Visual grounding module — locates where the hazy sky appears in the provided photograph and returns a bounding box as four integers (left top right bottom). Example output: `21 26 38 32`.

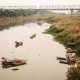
0 0 80 6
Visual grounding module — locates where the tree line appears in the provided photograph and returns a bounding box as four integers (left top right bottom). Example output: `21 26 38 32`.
0 9 37 17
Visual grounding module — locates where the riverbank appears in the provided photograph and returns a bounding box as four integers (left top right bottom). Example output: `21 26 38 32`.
1 13 80 54
0 15 36 26
0 13 55 30
44 14 80 54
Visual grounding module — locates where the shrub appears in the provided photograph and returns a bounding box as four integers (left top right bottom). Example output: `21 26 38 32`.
66 67 80 80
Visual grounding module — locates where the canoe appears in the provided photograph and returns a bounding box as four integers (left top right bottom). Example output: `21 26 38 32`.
59 60 70 64
56 57 66 60
67 42 76 46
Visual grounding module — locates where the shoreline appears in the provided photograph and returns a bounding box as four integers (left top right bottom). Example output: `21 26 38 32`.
43 14 80 55
0 14 80 55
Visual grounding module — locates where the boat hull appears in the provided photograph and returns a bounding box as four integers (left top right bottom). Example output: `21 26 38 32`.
59 60 69 64
56 57 66 60
13 60 26 66
1 58 27 66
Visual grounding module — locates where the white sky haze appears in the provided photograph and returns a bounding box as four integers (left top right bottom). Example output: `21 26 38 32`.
0 0 80 6
0 0 79 14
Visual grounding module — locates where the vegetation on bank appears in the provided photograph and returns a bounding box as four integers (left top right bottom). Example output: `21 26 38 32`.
0 9 37 17
0 9 38 31
0 10 53 31
66 66 80 80
44 14 80 54
43 14 80 80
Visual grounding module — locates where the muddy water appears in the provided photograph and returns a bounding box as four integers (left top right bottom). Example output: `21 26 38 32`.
0 22 68 80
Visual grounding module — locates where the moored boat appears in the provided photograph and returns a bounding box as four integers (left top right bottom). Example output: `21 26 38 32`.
59 60 70 64
56 57 66 60
67 42 76 46
13 60 26 66
1 57 27 66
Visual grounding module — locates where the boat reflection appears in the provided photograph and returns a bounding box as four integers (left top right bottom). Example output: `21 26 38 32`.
2 65 15 69
2 64 26 69
36 20 43 26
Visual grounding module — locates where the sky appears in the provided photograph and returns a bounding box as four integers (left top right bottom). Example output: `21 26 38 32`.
0 0 80 14
0 0 80 6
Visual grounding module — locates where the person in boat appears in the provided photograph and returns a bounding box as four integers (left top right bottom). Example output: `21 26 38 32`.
65 52 76 64
65 53 72 60
2 57 10 62
68 57 76 64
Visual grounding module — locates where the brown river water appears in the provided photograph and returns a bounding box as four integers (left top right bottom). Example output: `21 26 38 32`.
0 22 69 80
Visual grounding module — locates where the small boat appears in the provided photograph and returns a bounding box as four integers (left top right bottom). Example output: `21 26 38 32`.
59 60 70 64
1 57 27 66
13 60 26 66
67 42 76 46
66 50 76 53
56 57 66 60
15 41 23 47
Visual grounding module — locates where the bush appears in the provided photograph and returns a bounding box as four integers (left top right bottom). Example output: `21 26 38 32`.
66 67 80 80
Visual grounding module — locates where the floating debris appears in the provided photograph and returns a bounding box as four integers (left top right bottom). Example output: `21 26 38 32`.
30 34 36 39
12 68 19 71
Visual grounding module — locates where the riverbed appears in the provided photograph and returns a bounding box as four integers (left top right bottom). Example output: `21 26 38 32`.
0 22 68 80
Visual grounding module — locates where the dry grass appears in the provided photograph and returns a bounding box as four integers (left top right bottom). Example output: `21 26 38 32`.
0 16 26 26
49 14 80 44
44 14 80 53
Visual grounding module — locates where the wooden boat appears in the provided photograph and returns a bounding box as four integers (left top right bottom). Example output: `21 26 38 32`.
1 57 27 66
67 42 76 46
66 50 76 53
56 57 66 60
59 60 70 64
15 41 23 47
13 60 26 66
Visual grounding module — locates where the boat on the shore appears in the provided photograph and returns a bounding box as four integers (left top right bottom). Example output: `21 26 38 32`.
67 42 76 46
1 57 27 66
56 57 66 60
59 60 70 64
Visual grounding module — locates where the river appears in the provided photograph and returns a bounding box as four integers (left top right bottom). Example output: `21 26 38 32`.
0 22 69 80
